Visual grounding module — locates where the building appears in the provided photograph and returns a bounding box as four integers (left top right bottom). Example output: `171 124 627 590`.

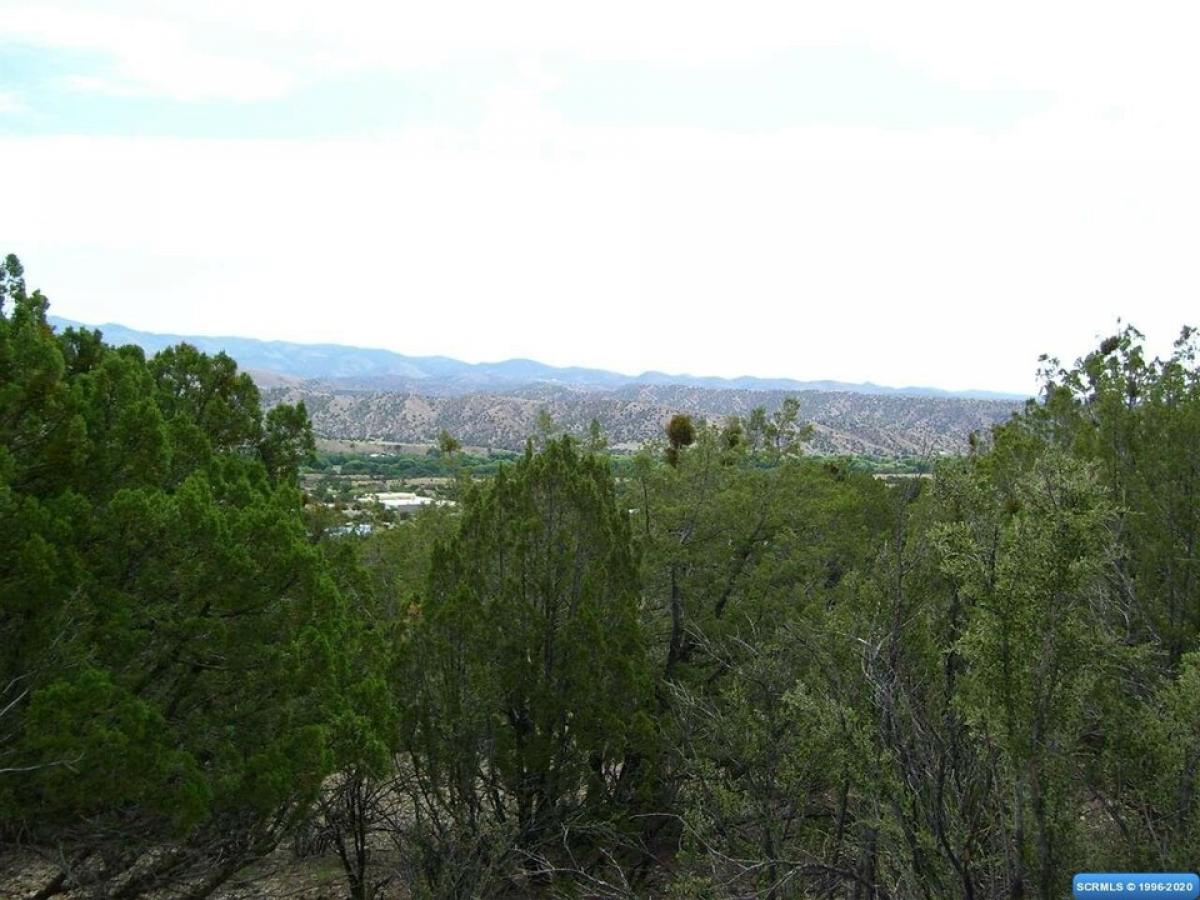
358 491 455 513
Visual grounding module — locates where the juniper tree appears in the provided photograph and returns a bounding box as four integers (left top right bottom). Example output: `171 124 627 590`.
0 257 352 896
398 437 655 894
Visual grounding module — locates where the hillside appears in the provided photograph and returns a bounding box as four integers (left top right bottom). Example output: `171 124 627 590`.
47 316 1025 454
262 381 1022 456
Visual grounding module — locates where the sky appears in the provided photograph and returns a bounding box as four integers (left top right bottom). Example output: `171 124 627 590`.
2 3 1199 394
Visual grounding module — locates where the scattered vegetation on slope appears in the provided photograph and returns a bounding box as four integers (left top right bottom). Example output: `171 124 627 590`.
263 381 1021 457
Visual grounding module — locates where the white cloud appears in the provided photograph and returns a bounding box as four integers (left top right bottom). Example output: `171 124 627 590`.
0 90 26 113
4 1 1200 141
2 3 1199 391
1 5 295 101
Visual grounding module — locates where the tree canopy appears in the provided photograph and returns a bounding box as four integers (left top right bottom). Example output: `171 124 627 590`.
4 255 1200 899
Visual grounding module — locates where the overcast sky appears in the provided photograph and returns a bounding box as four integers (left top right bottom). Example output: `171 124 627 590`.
2 2 1198 394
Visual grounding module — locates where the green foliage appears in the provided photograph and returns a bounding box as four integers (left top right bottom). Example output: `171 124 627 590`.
308 447 521 479
1009 325 1200 662
6 254 1200 900
628 417 893 894
930 451 1117 894
436 428 461 456
261 400 316 484
1122 653 1200 866
397 437 656 891
0 257 353 895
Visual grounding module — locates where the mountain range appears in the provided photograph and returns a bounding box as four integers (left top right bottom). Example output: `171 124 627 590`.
48 316 1028 456
48 316 1026 401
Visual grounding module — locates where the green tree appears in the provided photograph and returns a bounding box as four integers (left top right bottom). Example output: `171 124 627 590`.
765 396 812 458
260 399 316 485
437 429 461 456
933 450 1118 898
586 416 608 454
0 257 350 896
665 413 695 467
626 417 893 896
399 437 655 894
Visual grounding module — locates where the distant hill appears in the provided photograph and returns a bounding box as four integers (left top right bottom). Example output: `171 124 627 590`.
48 316 1028 402
262 382 1022 457
48 316 1025 455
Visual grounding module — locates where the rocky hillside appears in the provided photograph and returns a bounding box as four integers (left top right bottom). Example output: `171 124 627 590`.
47 316 1024 455
263 382 1023 456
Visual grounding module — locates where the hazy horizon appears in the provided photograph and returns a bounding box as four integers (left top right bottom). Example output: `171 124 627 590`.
48 311 1032 397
